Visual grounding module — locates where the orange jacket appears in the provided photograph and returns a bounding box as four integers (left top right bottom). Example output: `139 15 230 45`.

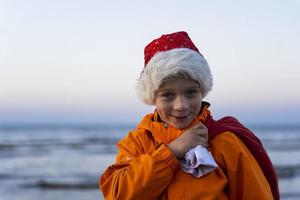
100 107 273 200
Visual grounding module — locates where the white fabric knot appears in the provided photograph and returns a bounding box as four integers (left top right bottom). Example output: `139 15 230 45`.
180 145 218 177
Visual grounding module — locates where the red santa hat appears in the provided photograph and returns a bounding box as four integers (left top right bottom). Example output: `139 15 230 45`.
137 31 213 105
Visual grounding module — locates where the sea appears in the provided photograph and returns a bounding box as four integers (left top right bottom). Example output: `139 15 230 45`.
0 122 299 200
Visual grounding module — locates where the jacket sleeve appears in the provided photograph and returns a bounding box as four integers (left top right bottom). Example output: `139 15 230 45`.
211 131 273 200
99 130 180 200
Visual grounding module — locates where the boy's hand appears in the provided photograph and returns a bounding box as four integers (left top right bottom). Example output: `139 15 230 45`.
168 122 208 159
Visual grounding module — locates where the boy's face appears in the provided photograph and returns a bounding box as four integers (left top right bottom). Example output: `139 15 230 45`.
155 77 203 129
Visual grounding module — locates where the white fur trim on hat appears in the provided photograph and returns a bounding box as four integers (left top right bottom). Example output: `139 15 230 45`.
136 48 213 105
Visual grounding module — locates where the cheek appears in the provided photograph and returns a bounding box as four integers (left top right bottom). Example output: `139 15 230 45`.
157 106 169 117
191 99 202 110
156 101 171 118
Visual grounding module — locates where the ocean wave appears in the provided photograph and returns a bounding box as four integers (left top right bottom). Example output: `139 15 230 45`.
0 137 120 147
0 137 119 154
29 180 98 190
280 192 300 200
260 138 300 151
0 143 16 150
275 165 300 178
19 176 99 190
0 173 14 179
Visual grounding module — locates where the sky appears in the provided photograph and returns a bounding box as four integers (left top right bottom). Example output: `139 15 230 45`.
0 0 300 124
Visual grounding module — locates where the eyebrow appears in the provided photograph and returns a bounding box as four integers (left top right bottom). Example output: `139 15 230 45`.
156 89 173 93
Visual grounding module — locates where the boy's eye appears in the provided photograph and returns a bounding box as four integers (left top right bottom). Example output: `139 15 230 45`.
161 92 174 100
186 89 199 97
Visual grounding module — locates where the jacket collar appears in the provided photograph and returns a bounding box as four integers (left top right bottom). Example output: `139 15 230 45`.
137 101 211 144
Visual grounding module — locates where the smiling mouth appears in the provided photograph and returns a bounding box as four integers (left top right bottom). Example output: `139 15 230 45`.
172 114 190 120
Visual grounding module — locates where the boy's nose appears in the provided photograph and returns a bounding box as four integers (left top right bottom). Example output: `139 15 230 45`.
173 96 189 111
